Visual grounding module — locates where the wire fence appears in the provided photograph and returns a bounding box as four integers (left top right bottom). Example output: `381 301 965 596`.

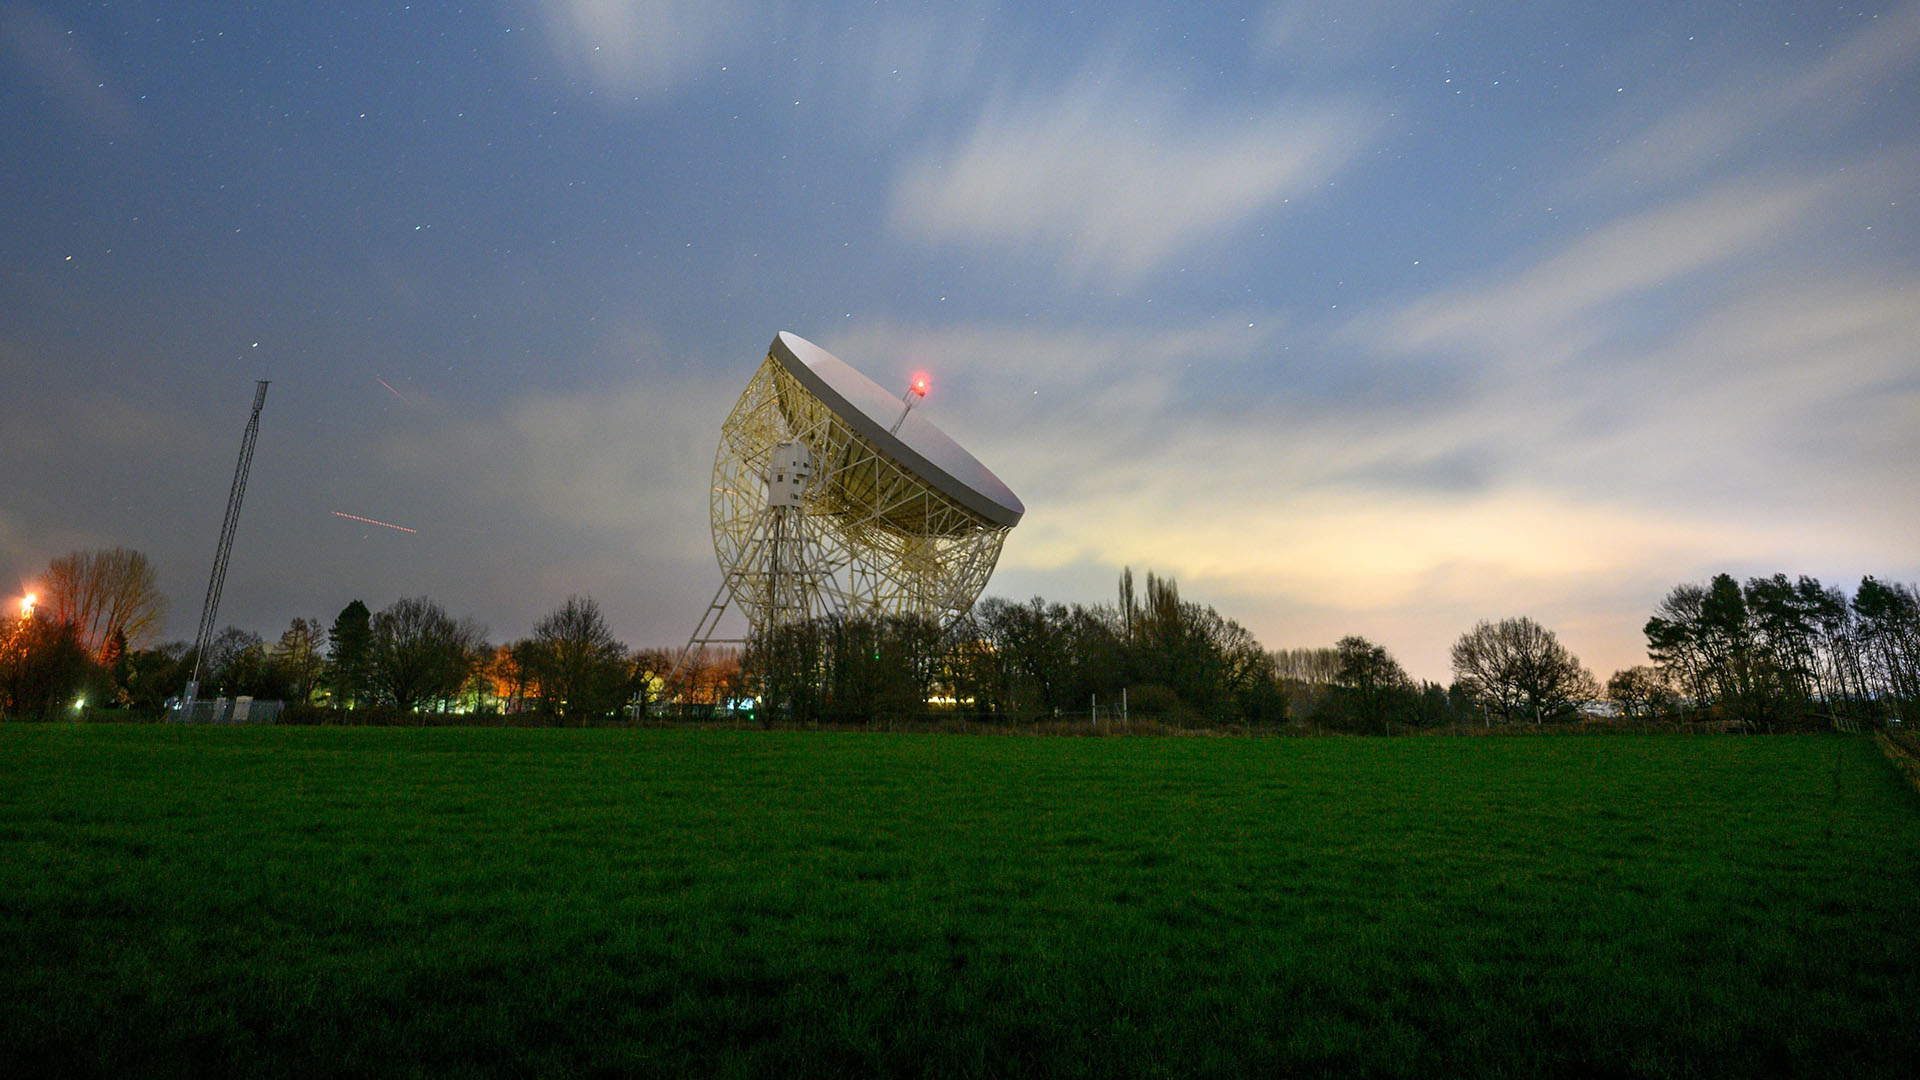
169 697 285 724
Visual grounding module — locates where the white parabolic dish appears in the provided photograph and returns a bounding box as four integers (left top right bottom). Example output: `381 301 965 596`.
685 328 1026 647
769 331 1024 528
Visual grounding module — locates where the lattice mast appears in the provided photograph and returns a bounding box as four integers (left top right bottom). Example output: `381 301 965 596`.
184 380 270 704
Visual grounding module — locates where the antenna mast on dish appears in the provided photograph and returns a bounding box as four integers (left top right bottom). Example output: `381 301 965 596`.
182 380 270 711
890 372 929 434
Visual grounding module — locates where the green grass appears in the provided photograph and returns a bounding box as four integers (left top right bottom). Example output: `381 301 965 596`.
3 726 1917 1078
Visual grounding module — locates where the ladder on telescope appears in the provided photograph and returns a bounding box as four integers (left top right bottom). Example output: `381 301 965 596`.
667 513 787 690
671 580 745 682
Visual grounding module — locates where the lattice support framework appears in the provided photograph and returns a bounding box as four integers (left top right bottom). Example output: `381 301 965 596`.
680 351 1013 670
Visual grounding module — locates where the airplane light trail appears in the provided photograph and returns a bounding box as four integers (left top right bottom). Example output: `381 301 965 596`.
330 510 418 533
376 376 411 404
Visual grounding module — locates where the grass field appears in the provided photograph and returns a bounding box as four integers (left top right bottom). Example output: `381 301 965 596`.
3 725 1917 1078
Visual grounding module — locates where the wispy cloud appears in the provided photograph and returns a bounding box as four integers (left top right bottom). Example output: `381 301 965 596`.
828 254 1920 678
1259 0 1458 73
530 0 748 98
1381 178 1824 365
889 62 1374 286
380 370 727 559
1584 1 1920 194
1600 275 1920 494
831 320 1684 591
1331 159 1920 625
785 0 995 129
1782 2 1920 111
0 4 142 137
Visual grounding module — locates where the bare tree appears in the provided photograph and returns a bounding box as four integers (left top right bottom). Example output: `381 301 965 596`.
676 646 743 713
203 626 268 697
1331 635 1412 733
42 547 166 663
1451 616 1598 724
1272 647 1341 685
370 596 487 713
527 595 628 723
1606 665 1675 720
270 617 328 705
629 647 675 718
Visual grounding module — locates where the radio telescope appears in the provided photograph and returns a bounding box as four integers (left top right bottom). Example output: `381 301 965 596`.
680 331 1024 656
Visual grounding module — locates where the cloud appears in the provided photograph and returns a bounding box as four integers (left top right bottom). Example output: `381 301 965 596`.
1356 166 1919 501
1584 1 1920 194
1 389 186 463
530 0 748 98
0 384 215 631
1306 169 1920 671
783 0 995 129
889 65 1373 286
0 4 142 137
825 319 1282 497
286 352 748 646
830 321 1651 573
1383 179 1822 359
378 366 730 560
1601 274 1920 495
524 0 1008 132
1259 0 1458 73
827 273 1920 681
0 506 55 597
1781 1 1920 111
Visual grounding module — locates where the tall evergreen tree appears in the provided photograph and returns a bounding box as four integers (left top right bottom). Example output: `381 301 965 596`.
328 600 373 709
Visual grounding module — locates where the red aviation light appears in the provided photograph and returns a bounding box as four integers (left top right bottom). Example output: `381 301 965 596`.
890 372 932 434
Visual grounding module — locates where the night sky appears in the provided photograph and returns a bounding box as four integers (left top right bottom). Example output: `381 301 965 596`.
4 1 1917 681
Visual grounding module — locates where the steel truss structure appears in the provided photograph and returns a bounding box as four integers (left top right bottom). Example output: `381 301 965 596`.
182 379 270 709
681 350 1012 659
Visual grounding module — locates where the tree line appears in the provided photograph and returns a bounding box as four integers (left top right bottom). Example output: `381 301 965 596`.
1629 572 1920 729
192 593 664 723
743 570 1605 732
1 546 666 723
7 546 1917 731
748 570 1286 726
743 569 1920 732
